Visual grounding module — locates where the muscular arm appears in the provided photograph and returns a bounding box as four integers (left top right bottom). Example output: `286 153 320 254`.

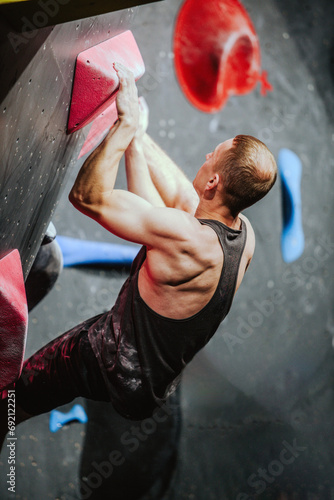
141 133 199 214
69 64 201 252
69 63 139 220
124 98 165 207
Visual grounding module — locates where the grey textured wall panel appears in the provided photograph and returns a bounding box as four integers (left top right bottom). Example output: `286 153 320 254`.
0 9 135 277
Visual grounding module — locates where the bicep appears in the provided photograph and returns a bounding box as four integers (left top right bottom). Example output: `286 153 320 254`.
95 189 196 248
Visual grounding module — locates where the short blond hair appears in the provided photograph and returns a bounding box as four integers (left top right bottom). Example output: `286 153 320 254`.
216 135 277 217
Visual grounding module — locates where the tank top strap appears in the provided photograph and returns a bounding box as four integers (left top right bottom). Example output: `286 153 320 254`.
198 218 247 300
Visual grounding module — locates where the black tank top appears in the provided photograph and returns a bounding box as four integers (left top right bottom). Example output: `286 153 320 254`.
88 218 247 419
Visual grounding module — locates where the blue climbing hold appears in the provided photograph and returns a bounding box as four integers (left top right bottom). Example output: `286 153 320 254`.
278 148 304 263
56 235 139 267
49 404 88 432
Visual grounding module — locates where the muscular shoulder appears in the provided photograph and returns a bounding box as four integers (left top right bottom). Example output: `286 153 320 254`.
146 206 211 253
239 213 255 267
144 214 219 285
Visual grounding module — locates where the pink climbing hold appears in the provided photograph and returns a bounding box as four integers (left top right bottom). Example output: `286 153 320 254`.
0 249 28 390
67 30 145 134
173 0 272 113
78 100 118 158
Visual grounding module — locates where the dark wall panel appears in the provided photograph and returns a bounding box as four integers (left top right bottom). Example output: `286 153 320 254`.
0 9 136 277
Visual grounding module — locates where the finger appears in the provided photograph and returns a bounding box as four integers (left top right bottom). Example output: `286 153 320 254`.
138 96 149 114
113 63 127 92
114 61 129 73
113 62 135 87
116 68 138 105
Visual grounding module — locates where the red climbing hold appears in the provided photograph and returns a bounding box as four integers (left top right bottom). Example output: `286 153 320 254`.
0 249 28 390
173 0 272 113
78 100 118 158
67 30 145 134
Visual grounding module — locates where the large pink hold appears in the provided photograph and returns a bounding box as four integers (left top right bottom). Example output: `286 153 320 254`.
78 100 118 158
67 30 145 134
173 0 272 113
0 250 28 390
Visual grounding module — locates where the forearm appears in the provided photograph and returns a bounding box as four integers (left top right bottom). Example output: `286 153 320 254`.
69 119 135 215
125 139 165 207
142 133 198 213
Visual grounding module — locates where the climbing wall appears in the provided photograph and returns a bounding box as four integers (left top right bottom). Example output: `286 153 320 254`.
0 3 152 393
0 0 334 498
0 9 139 278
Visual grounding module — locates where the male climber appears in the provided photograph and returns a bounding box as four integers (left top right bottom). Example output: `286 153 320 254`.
0 64 277 443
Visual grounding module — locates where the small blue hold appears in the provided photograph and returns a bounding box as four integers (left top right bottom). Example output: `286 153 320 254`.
278 148 305 264
49 404 88 433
